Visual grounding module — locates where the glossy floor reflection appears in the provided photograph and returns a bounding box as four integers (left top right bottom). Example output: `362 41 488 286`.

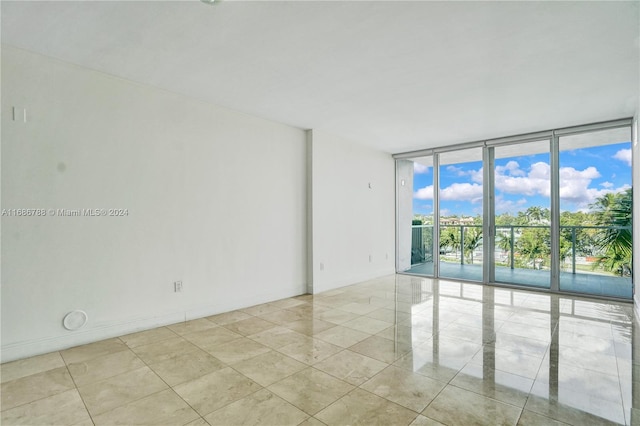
1 275 637 425
406 262 633 299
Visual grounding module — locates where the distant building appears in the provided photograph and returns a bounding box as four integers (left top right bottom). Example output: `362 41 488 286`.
440 216 475 226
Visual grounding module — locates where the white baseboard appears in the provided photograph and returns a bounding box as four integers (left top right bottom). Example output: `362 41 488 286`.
312 268 396 294
1 312 184 363
1 282 307 363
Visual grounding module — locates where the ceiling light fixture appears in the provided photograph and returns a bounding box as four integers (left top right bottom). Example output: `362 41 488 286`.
200 0 219 5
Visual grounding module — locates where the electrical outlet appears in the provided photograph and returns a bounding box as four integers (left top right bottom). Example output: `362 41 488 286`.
174 281 183 292
320 262 324 271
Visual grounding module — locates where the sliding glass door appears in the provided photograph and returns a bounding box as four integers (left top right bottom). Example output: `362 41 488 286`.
492 141 551 289
438 149 484 282
557 127 633 298
395 118 633 300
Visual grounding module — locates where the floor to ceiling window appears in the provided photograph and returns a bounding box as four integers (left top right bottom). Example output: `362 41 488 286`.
557 126 633 298
438 149 484 283
492 140 551 290
398 157 434 275
395 118 634 300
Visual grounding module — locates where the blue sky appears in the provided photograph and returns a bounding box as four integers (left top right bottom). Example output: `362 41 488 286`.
413 142 632 217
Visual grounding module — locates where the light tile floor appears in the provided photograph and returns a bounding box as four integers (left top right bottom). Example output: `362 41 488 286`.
1 275 638 425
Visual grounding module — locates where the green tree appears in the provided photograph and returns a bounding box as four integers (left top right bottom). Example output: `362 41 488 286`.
496 213 516 226
464 227 483 264
516 227 550 269
560 210 598 258
440 227 461 259
497 231 513 266
524 206 550 224
526 206 544 223
514 211 529 226
590 192 617 223
558 237 572 270
592 189 632 276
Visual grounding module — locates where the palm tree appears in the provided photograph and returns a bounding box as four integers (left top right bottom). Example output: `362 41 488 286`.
590 192 617 222
592 189 632 276
440 227 461 260
526 206 544 223
497 231 513 267
558 238 572 270
464 227 482 264
517 228 548 269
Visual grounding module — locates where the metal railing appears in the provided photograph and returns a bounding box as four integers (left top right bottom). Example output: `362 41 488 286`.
411 224 631 276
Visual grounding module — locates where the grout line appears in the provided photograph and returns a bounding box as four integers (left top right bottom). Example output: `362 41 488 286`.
3 280 635 425
114 346 205 422
62 353 96 426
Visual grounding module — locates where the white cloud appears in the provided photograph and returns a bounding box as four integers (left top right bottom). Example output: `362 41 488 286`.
494 161 550 197
468 167 483 183
444 165 484 183
414 160 628 210
414 163 430 174
493 161 613 208
414 185 434 200
446 165 464 175
496 161 525 177
558 166 602 205
613 149 632 166
440 182 483 203
414 182 483 203
495 195 528 213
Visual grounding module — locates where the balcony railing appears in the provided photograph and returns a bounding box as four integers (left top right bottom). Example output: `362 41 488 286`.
411 224 632 277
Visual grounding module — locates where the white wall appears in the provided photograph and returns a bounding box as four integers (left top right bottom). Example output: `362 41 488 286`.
1 46 307 362
309 129 395 293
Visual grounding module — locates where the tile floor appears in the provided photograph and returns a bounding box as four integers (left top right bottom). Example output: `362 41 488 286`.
1 275 638 425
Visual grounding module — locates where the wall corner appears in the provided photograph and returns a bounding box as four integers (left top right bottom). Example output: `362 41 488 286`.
305 129 314 294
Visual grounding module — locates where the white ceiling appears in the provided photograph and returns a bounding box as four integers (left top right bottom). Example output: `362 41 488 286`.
2 1 638 154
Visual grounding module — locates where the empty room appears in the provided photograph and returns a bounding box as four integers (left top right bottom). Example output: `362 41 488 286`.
1 1 639 425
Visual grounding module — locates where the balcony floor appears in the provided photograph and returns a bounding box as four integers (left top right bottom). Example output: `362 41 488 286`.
405 261 632 299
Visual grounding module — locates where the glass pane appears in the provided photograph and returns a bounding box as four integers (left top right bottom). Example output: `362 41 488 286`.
398 157 434 275
439 148 483 282
558 127 632 298
493 141 551 289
